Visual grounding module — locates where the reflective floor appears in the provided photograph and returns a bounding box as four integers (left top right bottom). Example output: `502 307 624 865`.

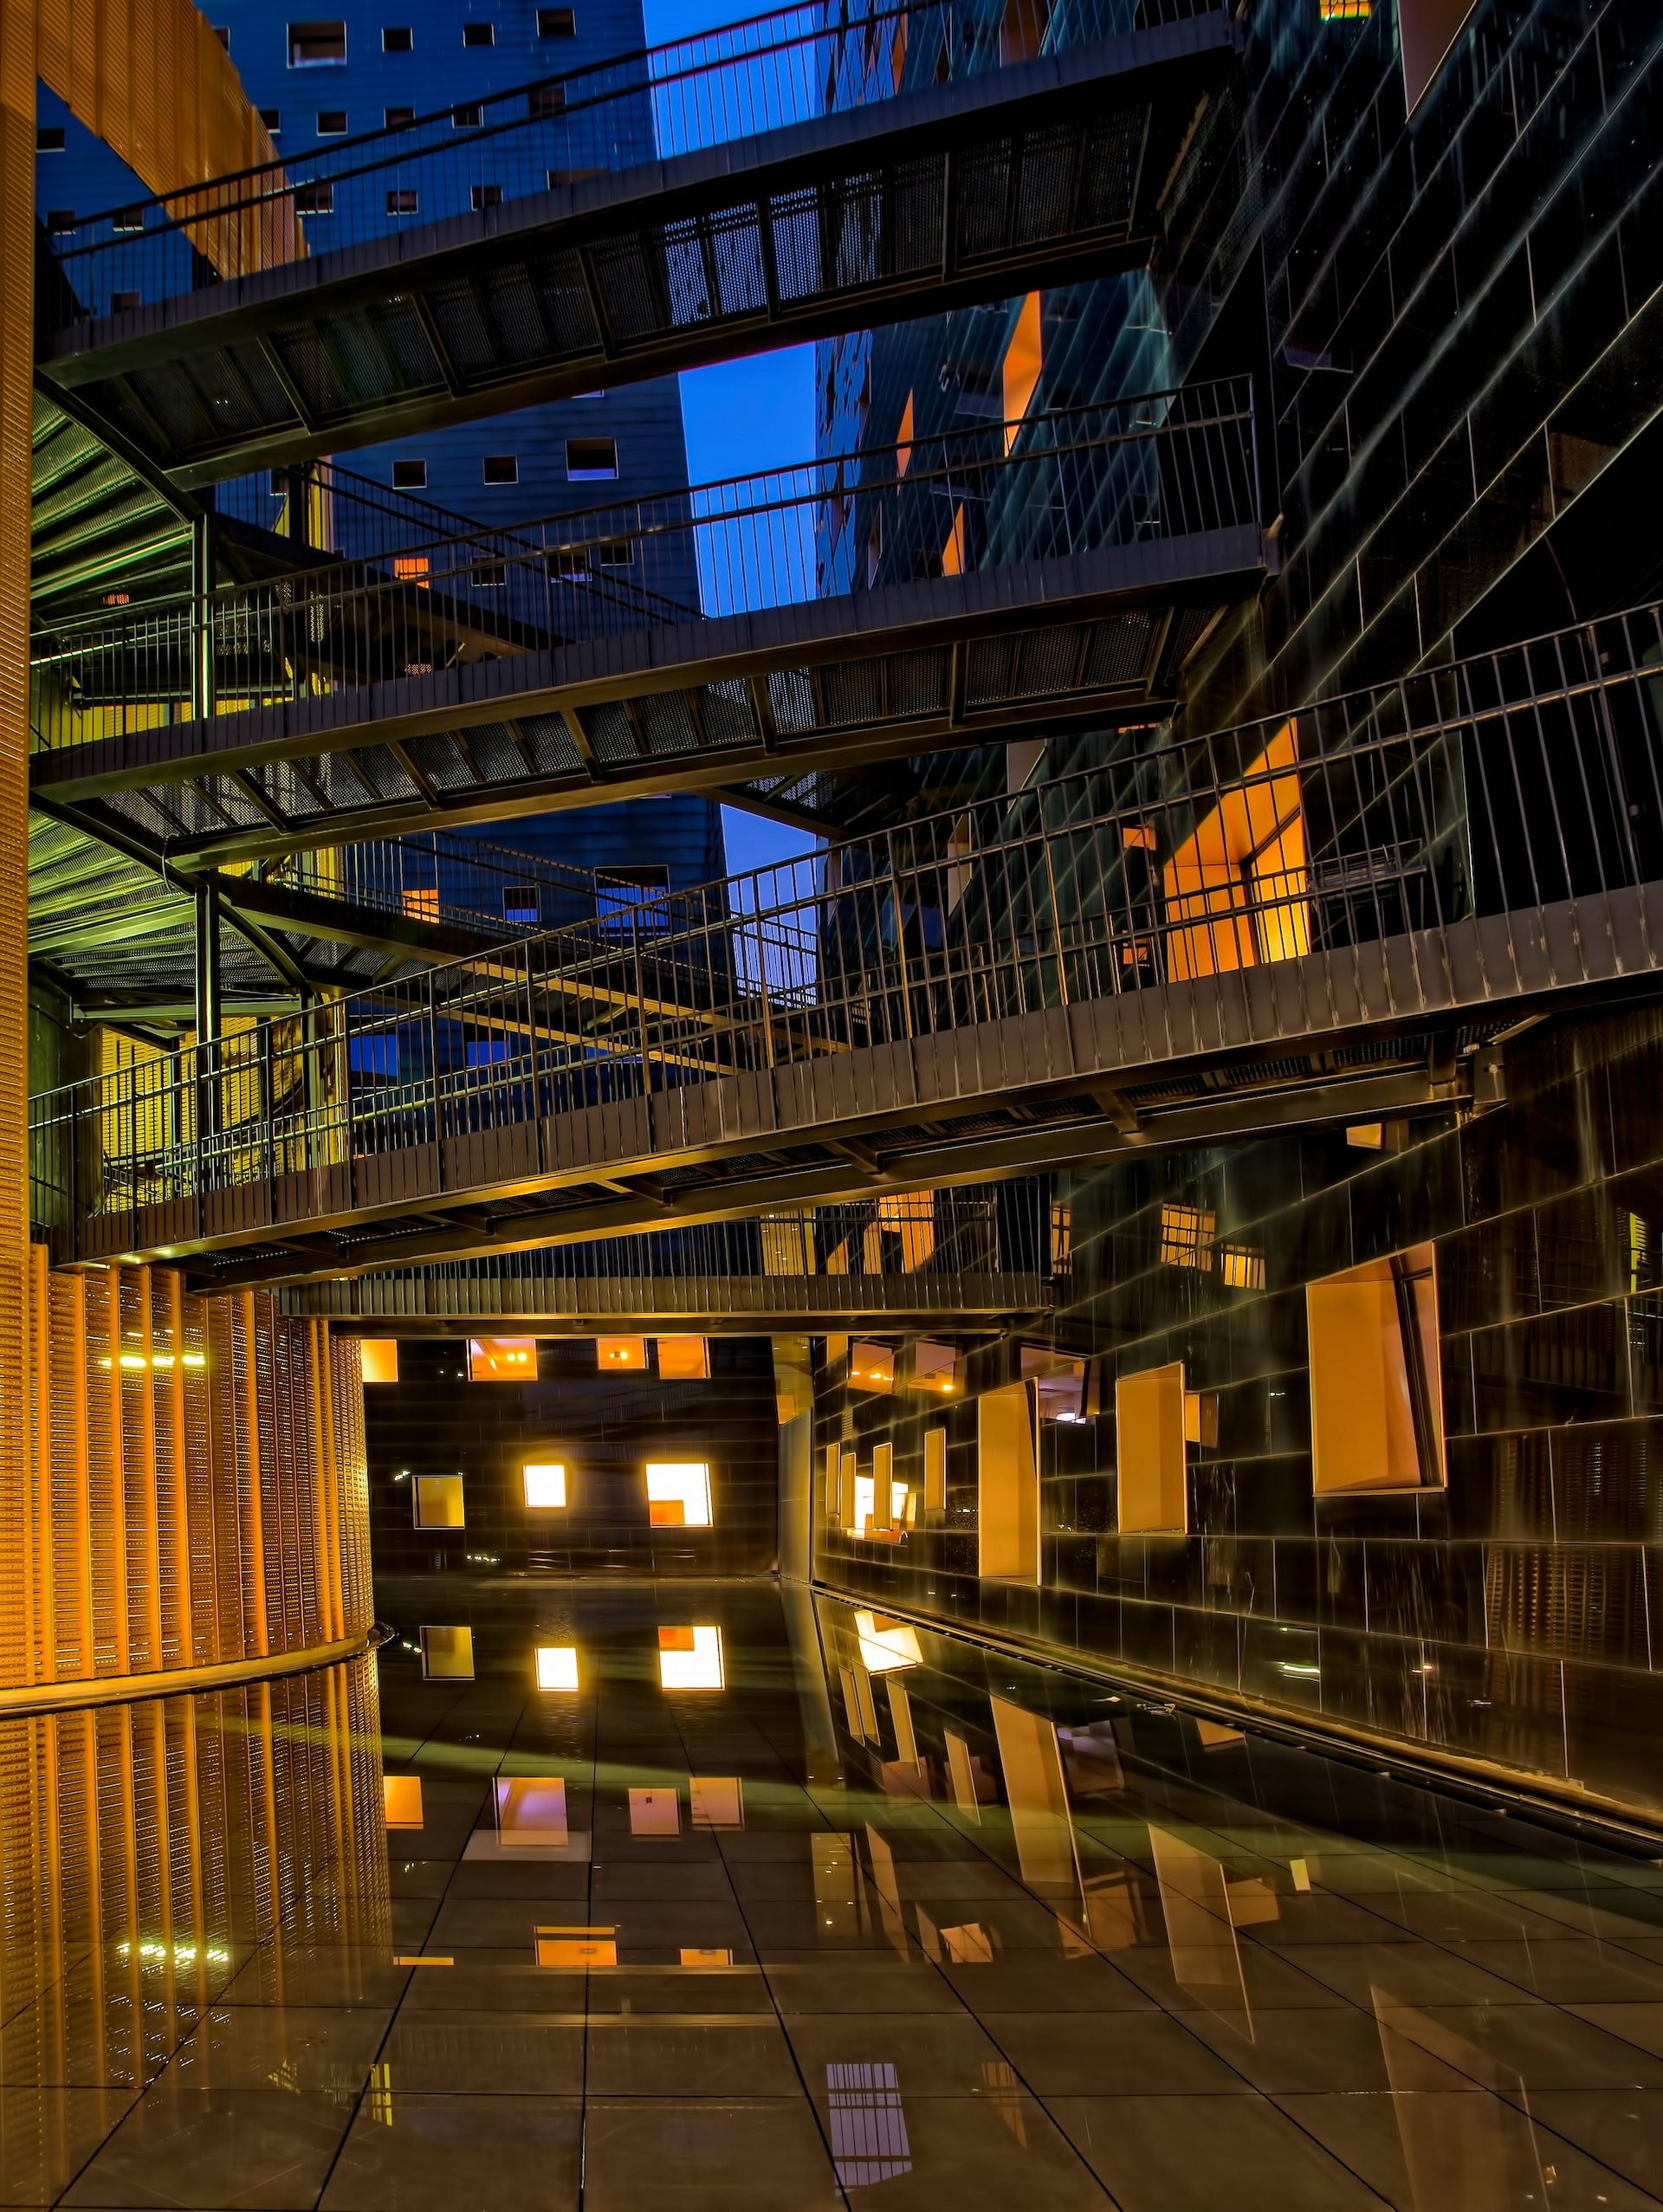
7 1581 1663 2206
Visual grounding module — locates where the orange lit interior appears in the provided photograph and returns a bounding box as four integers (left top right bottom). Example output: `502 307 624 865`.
1162 721 1309 981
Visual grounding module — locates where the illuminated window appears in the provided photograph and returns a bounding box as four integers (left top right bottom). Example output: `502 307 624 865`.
855 1612 921 1672
1319 0 1370 16
496 1777 566 1847
656 1337 709 1380
1160 1201 1214 1270
1116 1361 1186 1534
1218 1245 1265 1290
878 1189 935 1271
924 1426 947 1512
597 1336 647 1371
360 1338 398 1383
523 1463 567 1509
420 1626 474 1679
413 1474 464 1529
1162 721 1307 980
393 554 429 585
401 886 438 922
689 1777 742 1828
850 1341 894 1392
383 1775 424 1827
1000 293 1042 451
896 391 913 475
468 1337 536 1380
535 1645 579 1691
657 1625 723 1690
645 1462 712 1528
978 1381 1039 1581
1308 1244 1444 1493
1051 1201 1072 1277
536 1925 615 1965
852 1471 876 1534
942 1923 993 1963
629 1787 680 1836
911 1342 957 1394
760 1213 815 1276
942 502 966 577
682 1947 734 1967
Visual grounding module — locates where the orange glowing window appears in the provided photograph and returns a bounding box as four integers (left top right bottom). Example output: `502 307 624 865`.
890 7 906 88
1162 721 1309 982
535 1645 579 1690
360 1337 399 1383
1160 1202 1215 1270
942 502 966 577
849 1341 895 1392
393 554 430 585
383 1775 424 1827
420 1626 474 1679
896 391 913 476
681 1946 734 1967
597 1336 647 1371
523 1463 567 1508
657 1624 724 1689
1000 292 1042 451
689 1776 743 1828
467 1336 536 1380
911 1341 957 1394
412 1473 464 1529
401 887 439 922
629 1786 681 1836
536 1925 616 1966
855 1611 921 1672
877 1189 935 1272
645 1462 712 1527
656 1337 709 1380
497 1777 568 1847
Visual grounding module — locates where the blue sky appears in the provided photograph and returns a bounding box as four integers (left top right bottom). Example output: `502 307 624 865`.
643 0 824 878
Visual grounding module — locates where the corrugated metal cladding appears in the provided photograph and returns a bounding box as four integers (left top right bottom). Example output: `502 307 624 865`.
17 1252 372 1690
36 0 727 895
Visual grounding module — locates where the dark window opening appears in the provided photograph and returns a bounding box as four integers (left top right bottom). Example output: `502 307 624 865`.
213 23 230 47
452 102 482 126
385 104 415 127
259 107 281 130
111 289 141 311
288 20 347 65
112 208 146 235
294 181 334 214
392 459 428 489
504 886 540 923
463 19 495 42
474 560 507 586
47 209 75 232
538 7 576 30
382 23 412 47
482 454 519 484
528 83 565 117
36 126 65 152
316 109 348 133
471 182 503 210
386 187 417 214
566 437 618 481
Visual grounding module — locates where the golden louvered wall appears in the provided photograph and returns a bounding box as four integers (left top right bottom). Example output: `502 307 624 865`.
21 1250 371 1691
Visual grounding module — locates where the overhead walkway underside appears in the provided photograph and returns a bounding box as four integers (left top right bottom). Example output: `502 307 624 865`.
37 605 1658 1284
30 388 1265 869
37 19 1233 486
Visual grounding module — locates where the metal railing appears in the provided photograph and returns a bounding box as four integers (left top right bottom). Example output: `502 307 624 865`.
275 1186 1047 1318
29 385 1259 755
268 831 604 937
29 599 1663 1242
44 0 1203 326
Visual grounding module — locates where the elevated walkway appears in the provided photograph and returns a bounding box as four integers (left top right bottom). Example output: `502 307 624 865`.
36 5 1235 485
31 601 1663 1282
275 1193 1046 1330
30 389 1266 867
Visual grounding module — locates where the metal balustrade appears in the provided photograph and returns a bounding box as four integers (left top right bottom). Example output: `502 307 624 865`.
275 1187 1048 1324
45 0 1200 324
29 386 1260 817
29 598 1663 1264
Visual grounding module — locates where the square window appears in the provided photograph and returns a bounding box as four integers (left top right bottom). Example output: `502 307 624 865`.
538 6 576 29
463 19 495 42
385 104 415 127
317 109 348 133
497 1777 567 1846
288 20 347 65
36 126 65 152
360 1339 398 1383
419 1625 474 1679
528 84 565 117
467 1336 535 1379
413 1473 464 1529
656 1338 709 1381
47 209 75 233
629 1786 680 1837
387 186 417 213
294 181 334 214
645 1462 712 1529
535 1646 579 1691
689 1776 742 1828
482 452 517 482
597 1336 647 1370
112 207 146 235
383 1775 424 1827
471 182 503 211
504 884 539 923
382 23 412 48
259 107 281 130
452 102 482 126
566 436 618 481
657 1624 723 1690
391 458 427 489
523 1462 567 1508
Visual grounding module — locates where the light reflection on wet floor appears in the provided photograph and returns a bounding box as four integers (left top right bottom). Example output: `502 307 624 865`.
7 1580 1663 2207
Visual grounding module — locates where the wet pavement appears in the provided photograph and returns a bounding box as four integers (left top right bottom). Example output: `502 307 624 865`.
4 1578 1663 2207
